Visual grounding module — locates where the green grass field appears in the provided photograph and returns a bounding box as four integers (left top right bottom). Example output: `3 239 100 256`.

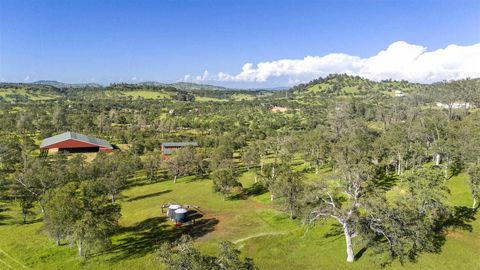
0 169 478 269
117 91 172 100
0 89 58 101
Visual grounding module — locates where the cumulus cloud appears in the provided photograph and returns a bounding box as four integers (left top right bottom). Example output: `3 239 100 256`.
24 75 31 82
187 41 480 84
195 70 209 81
131 76 138 82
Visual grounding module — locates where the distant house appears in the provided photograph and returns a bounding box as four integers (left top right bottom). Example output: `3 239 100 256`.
394 90 406 97
436 102 472 109
161 142 198 156
40 131 114 154
270 106 288 113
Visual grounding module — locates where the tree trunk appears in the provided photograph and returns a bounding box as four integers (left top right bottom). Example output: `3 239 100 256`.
22 212 27 224
56 238 60 246
77 241 83 257
397 154 402 175
342 223 355 263
315 162 319 175
270 193 274 201
254 175 258 183
473 197 478 210
435 153 441 166
444 158 449 178
39 202 45 215
111 194 115 203
173 175 177 183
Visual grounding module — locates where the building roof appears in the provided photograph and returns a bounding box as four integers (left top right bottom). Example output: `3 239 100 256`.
162 142 198 155
162 142 198 147
40 131 113 149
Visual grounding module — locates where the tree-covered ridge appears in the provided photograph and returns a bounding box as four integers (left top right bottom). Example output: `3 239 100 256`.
2 74 479 104
289 74 480 100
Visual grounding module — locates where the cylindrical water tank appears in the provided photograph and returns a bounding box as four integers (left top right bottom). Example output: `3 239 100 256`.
168 204 180 219
174 208 188 223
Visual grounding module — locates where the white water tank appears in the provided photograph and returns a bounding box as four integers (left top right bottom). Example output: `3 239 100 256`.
174 208 188 223
168 204 180 219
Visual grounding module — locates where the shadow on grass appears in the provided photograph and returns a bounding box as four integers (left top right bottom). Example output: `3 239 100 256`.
126 190 172 202
444 206 477 232
0 203 11 225
184 175 210 183
107 216 218 262
0 213 11 225
372 171 398 190
323 223 343 238
124 179 156 190
229 183 268 200
354 246 368 261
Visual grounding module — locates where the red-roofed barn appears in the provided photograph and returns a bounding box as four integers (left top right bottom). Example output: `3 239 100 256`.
40 132 114 154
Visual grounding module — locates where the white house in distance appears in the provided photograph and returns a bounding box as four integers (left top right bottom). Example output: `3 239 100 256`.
436 102 472 109
394 90 406 97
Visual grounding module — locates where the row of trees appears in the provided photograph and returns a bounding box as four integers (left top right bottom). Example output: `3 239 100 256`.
0 136 141 257
224 115 480 265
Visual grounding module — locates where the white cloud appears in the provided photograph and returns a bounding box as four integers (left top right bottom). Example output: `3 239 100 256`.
195 70 209 81
187 41 480 84
131 76 138 82
24 75 31 82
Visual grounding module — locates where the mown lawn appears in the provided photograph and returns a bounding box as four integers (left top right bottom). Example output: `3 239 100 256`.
0 171 478 269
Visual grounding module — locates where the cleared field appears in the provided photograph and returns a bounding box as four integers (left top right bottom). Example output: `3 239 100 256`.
230 93 256 101
195 96 228 102
0 89 57 101
119 91 172 99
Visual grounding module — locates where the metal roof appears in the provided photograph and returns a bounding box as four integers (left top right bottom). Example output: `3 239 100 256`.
162 142 198 147
40 131 113 149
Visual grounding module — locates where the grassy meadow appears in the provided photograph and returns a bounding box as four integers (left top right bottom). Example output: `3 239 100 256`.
0 161 478 270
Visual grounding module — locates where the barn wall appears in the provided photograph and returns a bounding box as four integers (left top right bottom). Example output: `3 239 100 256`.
100 147 113 153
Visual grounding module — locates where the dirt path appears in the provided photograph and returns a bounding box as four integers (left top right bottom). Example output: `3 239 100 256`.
232 231 288 244
0 258 14 269
0 249 29 269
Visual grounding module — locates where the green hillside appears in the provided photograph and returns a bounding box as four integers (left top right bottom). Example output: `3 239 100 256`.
290 74 426 99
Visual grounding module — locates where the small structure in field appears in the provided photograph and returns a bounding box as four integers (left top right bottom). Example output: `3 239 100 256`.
161 142 198 156
436 102 472 110
394 90 406 97
167 204 181 219
162 203 203 226
40 131 113 154
174 208 188 223
270 106 289 113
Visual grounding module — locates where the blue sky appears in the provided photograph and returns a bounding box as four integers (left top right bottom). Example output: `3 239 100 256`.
1 0 479 87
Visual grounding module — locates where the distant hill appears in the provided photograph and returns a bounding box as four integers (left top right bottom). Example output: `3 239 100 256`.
139 81 233 91
289 74 427 97
25 80 286 92
32 80 103 88
139 81 288 91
